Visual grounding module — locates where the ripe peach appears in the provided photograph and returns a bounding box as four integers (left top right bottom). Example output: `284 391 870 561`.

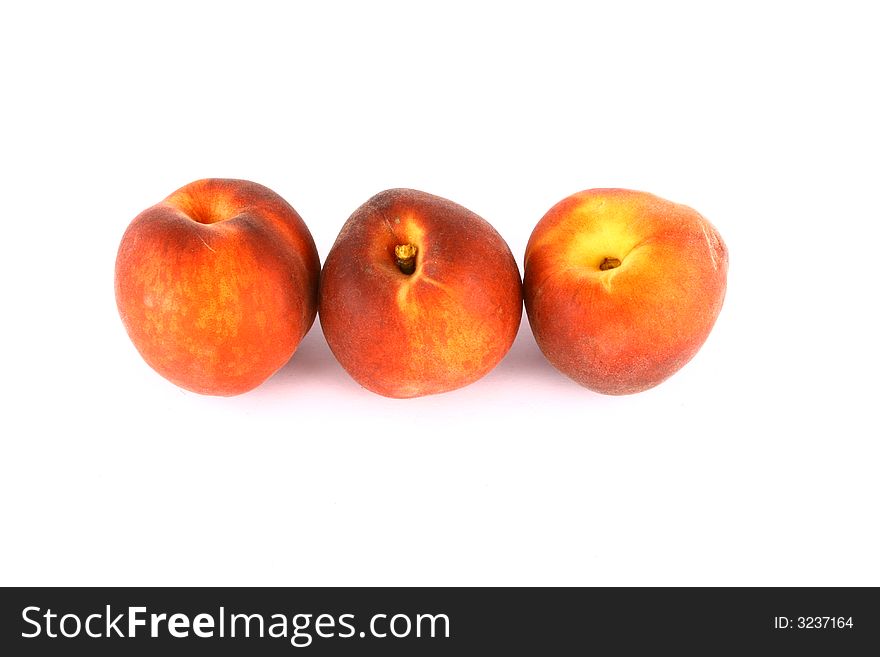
115 179 320 395
524 189 728 394
319 189 522 398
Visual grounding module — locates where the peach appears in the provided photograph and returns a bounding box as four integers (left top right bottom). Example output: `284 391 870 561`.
524 189 728 394
115 179 320 395
319 189 522 398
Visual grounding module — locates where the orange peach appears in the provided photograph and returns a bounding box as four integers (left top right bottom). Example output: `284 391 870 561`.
115 179 320 395
319 189 522 398
524 189 728 394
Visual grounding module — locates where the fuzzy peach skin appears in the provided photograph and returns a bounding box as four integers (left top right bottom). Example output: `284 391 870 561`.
319 189 523 398
115 179 320 395
524 189 728 395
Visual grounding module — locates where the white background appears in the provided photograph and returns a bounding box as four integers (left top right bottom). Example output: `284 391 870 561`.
2 1 878 586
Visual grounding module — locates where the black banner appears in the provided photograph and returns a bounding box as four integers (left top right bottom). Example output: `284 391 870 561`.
1 587 877 654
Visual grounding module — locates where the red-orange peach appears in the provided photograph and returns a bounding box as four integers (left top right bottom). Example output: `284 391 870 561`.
319 189 522 398
524 189 728 394
115 179 320 395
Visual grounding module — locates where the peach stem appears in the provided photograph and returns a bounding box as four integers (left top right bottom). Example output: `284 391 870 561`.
395 244 418 275
599 257 621 271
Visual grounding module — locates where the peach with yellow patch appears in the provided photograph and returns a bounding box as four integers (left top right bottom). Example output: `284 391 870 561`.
524 189 728 394
115 179 320 395
319 188 522 398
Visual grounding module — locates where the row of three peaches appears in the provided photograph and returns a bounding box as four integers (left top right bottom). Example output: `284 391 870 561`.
115 180 728 398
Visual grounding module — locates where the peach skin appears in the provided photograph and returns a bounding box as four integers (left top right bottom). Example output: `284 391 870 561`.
319 188 523 398
523 189 728 394
115 178 320 395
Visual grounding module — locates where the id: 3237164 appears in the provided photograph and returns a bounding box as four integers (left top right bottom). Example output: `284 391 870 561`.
773 617 854 630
